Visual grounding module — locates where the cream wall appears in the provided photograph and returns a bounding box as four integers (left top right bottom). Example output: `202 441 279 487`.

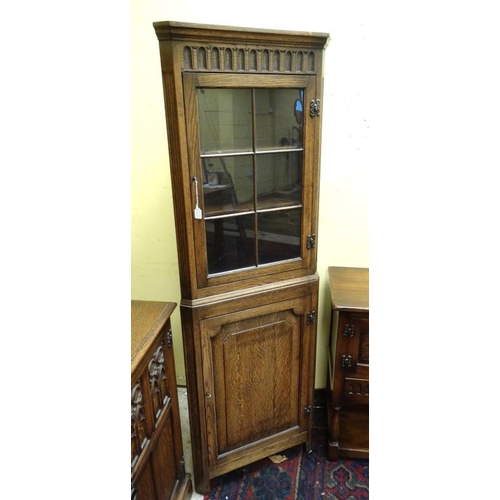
131 0 369 387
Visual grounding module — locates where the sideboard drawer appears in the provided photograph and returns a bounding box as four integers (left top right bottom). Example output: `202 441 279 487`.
343 375 369 405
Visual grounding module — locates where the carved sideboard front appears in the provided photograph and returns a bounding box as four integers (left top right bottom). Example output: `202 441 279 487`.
131 301 192 500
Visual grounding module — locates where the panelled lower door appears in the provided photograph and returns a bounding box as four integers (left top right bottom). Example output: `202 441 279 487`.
200 297 312 470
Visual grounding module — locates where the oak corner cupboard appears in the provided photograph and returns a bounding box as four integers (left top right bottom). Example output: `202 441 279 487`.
153 21 329 494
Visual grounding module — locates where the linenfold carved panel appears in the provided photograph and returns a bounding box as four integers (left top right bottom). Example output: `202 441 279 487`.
183 45 316 73
131 381 149 468
148 342 170 424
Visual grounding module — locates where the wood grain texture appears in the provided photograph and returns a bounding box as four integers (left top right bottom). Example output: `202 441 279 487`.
153 21 330 49
182 278 318 493
211 309 301 453
131 301 176 376
328 267 369 312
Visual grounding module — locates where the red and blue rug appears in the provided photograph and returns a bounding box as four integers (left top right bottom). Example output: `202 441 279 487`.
204 393 368 499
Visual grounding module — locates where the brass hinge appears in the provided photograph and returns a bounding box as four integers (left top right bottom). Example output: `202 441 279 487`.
306 311 316 325
306 234 316 249
303 405 312 418
309 99 321 117
178 456 186 479
343 324 355 337
341 354 352 368
167 329 173 347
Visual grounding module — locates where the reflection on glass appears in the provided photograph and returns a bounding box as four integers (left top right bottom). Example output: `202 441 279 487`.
257 209 301 265
202 156 254 217
256 152 302 210
197 89 252 153
294 98 303 125
255 89 302 150
206 215 255 274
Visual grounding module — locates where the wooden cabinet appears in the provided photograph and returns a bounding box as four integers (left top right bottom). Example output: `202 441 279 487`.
131 301 192 500
153 21 329 299
153 22 329 494
181 277 318 491
326 267 369 461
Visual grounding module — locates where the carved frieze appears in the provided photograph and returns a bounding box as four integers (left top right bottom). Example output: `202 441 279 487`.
183 45 316 73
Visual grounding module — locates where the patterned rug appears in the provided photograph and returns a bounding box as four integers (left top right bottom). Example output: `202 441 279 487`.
204 393 369 499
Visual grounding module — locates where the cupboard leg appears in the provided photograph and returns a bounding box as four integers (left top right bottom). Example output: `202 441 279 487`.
193 474 211 496
327 406 341 461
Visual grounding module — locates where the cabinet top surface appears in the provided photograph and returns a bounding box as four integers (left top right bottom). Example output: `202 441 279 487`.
153 20 330 47
131 301 176 368
328 267 369 312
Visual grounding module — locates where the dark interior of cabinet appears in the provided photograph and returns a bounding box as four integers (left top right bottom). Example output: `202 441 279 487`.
205 207 301 274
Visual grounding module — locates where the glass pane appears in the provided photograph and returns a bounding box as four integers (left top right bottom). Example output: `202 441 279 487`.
256 152 302 210
257 209 301 265
202 156 254 217
255 89 303 150
206 215 256 274
197 89 252 153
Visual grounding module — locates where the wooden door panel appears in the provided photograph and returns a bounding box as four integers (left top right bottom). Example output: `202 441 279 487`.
134 459 156 500
215 311 300 452
357 316 369 364
151 413 177 500
338 313 369 372
201 299 306 463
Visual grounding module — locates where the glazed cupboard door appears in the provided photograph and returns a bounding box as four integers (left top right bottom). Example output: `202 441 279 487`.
199 296 315 474
183 73 318 289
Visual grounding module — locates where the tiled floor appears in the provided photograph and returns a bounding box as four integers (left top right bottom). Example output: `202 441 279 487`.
177 387 205 500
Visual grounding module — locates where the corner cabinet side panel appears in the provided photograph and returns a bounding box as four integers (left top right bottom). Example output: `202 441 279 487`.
200 296 312 471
